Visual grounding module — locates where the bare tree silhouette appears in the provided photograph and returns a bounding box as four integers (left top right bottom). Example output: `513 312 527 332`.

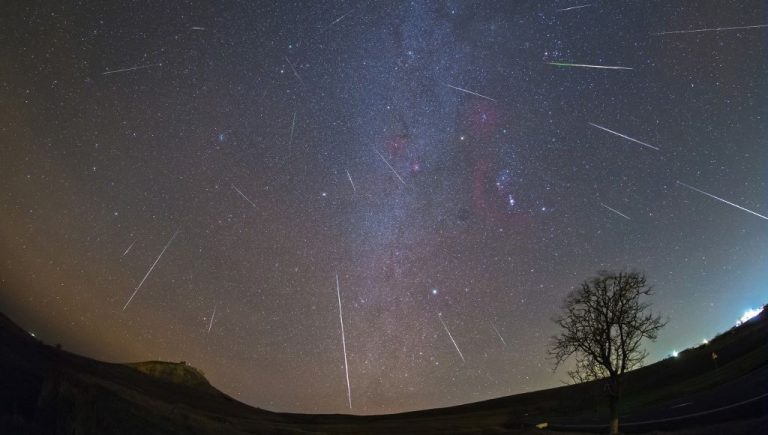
550 271 666 434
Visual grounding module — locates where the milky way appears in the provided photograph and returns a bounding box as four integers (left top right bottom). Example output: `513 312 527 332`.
1 0 766 414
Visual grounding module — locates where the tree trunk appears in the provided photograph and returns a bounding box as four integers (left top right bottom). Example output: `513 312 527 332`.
608 392 619 434
606 375 621 434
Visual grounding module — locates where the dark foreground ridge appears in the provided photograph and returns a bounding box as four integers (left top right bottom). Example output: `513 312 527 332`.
1 308 766 434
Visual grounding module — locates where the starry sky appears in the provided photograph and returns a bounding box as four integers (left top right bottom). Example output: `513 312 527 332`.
1 0 767 415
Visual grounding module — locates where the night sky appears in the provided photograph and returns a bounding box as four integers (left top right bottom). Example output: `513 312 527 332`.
1 0 767 415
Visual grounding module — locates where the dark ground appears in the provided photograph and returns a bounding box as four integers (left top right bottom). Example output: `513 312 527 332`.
1 308 766 434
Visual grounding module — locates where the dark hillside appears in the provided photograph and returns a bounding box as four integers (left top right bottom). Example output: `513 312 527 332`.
1 308 766 434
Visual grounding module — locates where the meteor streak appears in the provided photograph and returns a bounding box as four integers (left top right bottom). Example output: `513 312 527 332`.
208 305 216 333
652 23 768 36
445 83 497 102
557 4 593 12
102 63 162 75
328 10 353 27
289 112 296 145
601 203 632 220
676 181 768 221
285 56 304 86
491 323 507 347
548 62 632 70
122 240 136 257
335 272 352 409
438 313 465 363
375 150 406 185
345 169 356 193
232 184 257 208
123 229 180 311
588 123 660 150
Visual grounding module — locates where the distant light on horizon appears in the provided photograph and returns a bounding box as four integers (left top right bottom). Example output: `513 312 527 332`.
737 308 762 325
671 350 679 358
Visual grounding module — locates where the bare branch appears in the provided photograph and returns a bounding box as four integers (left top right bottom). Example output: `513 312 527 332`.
549 271 665 383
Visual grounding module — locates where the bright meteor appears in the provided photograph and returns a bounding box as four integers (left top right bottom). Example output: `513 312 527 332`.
335 272 352 409
557 4 592 12
547 62 632 70
601 203 632 220
438 313 465 363
652 23 768 36
102 63 162 75
491 323 507 347
445 83 497 102
232 184 257 208
122 240 136 257
676 181 768 221
123 229 180 311
588 123 660 151
207 305 216 333
345 169 357 194
375 150 406 185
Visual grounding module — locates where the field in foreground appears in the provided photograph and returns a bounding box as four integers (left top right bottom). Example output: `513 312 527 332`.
1 308 766 434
